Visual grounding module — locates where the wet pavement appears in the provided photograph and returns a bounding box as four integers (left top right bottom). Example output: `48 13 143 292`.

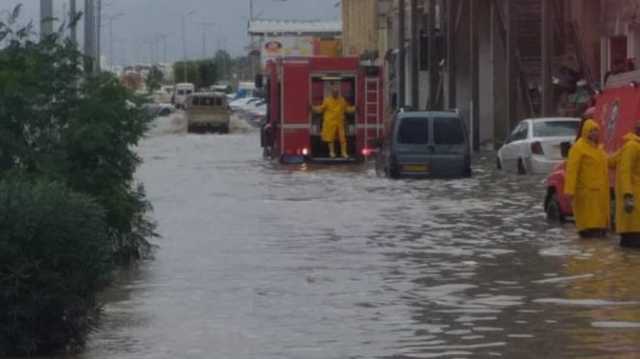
62 116 640 358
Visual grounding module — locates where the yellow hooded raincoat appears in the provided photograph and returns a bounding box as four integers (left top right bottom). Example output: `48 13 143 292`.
564 119 610 232
314 96 355 144
613 133 640 234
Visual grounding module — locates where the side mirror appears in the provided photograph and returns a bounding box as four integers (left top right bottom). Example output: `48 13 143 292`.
560 142 571 158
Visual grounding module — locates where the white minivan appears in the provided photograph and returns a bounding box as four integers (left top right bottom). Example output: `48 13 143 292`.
173 83 195 109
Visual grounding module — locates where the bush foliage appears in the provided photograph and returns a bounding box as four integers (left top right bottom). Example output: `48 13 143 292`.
0 6 156 261
0 6 157 355
0 178 112 355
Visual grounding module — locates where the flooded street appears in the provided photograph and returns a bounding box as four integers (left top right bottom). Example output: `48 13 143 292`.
72 117 640 359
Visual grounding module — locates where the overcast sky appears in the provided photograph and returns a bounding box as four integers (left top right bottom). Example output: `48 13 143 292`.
2 0 341 65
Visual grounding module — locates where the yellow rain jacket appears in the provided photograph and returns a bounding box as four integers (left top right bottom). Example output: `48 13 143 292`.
614 133 640 234
313 96 355 143
564 119 610 232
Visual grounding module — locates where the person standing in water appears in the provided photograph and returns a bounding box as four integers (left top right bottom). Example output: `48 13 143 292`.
564 119 610 238
613 122 640 247
311 86 356 159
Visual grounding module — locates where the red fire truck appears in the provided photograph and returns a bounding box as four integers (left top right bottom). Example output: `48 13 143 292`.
260 56 384 163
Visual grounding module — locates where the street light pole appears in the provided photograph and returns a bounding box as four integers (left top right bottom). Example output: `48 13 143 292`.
182 9 196 83
199 22 216 59
158 34 169 63
106 12 123 70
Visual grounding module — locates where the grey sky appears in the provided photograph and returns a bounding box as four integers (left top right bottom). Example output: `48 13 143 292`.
2 0 341 65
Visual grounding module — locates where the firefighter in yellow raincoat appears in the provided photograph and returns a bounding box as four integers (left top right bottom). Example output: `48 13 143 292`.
564 119 610 238
311 87 356 158
613 123 640 247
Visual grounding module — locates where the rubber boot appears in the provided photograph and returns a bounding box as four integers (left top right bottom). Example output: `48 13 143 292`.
340 142 348 159
328 142 336 158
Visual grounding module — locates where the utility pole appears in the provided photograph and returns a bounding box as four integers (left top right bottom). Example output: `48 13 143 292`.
158 34 169 63
470 0 480 151
398 0 406 108
446 0 457 109
427 0 437 109
96 0 102 71
84 0 96 73
506 0 517 131
40 0 54 40
410 0 419 109
69 0 77 46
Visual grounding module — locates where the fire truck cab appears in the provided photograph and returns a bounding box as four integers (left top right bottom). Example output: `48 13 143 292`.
260 57 384 163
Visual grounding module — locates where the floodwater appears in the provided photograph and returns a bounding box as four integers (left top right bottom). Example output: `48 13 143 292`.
64 115 640 358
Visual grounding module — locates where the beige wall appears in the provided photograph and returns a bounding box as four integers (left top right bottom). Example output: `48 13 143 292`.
342 0 379 56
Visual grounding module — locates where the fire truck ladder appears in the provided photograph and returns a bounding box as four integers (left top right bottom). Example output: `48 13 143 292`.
364 77 381 147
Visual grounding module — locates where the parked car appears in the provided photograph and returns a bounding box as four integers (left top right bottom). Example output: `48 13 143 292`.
143 103 176 117
375 110 471 178
229 96 258 112
186 93 231 133
497 117 580 175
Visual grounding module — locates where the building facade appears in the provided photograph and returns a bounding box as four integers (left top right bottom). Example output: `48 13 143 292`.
342 0 640 150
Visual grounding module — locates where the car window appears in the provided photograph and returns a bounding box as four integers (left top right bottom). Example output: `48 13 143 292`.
434 117 465 145
178 90 186 95
533 121 579 137
510 123 528 142
397 118 428 145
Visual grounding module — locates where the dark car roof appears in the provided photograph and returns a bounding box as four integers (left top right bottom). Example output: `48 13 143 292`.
396 110 461 119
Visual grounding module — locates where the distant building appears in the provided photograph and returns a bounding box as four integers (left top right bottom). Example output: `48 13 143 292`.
247 19 343 76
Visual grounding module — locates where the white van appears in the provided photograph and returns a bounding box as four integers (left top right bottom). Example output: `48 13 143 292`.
173 83 195 109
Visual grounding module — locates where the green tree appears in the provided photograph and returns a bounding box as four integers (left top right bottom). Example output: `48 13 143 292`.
146 65 164 93
173 60 199 84
198 59 217 88
173 59 218 89
214 49 232 81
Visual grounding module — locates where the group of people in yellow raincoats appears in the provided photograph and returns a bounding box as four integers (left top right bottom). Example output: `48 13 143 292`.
564 119 640 247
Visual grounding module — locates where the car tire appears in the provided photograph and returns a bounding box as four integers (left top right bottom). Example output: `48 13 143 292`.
517 158 527 175
496 157 502 170
545 192 565 222
387 166 400 179
463 166 472 178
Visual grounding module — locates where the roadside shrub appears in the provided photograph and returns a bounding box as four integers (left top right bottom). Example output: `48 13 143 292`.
0 6 157 262
0 177 112 356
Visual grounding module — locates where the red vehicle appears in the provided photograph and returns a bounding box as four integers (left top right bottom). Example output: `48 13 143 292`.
260 57 384 163
545 72 640 221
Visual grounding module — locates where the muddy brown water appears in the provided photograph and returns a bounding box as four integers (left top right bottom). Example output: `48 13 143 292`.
53 123 640 359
